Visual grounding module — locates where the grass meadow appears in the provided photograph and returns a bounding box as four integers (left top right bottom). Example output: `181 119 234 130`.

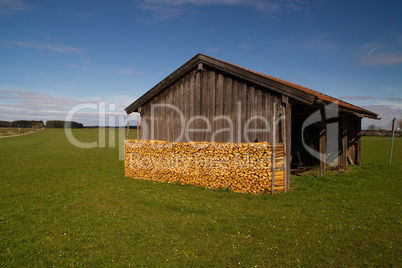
0 129 401 266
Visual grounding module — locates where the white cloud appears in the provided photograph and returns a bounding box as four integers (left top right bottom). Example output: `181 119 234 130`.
117 68 133 75
0 89 138 126
378 98 402 110
0 0 31 15
285 33 338 53
304 33 338 52
205 47 220 53
362 105 402 129
339 95 402 129
239 42 252 50
133 0 304 20
358 52 402 66
0 89 84 110
1 40 83 54
65 64 92 71
362 47 377 61
340 95 402 108
340 96 376 101
354 41 402 66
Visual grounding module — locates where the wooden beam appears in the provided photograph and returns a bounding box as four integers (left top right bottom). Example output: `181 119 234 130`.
357 118 362 165
189 70 195 141
195 67 201 141
271 102 276 194
138 107 142 140
283 96 291 192
197 62 203 72
341 117 347 170
319 107 326 177
126 121 129 140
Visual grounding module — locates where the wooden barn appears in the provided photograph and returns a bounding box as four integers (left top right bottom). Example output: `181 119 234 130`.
125 53 379 191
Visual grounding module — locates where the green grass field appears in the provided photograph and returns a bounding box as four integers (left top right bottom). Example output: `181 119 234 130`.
0 129 401 266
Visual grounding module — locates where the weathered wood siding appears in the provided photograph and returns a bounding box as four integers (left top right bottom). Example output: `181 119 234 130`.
345 115 361 165
140 66 285 144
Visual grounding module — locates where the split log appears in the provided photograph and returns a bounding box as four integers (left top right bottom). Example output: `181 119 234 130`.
125 140 285 194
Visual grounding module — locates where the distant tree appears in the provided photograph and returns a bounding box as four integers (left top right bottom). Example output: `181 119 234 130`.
11 120 28 128
46 120 63 128
11 120 44 128
46 120 83 128
367 124 376 131
0 121 12 127
65 121 84 128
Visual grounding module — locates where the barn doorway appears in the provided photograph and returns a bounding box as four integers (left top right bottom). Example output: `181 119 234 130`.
290 103 321 170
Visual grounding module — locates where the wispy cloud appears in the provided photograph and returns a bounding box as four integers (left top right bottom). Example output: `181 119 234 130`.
340 95 402 106
387 97 402 102
133 0 304 20
340 96 376 101
304 33 338 52
0 89 134 126
354 41 402 66
205 47 221 53
357 52 402 66
0 89 81 109
339 95 402 129
65 64 92 71
66 64 80 69
362 47 377 61
0 0 32 15
239 42 252 51
0 89 83 122
286 33 338 53
117 68 133 75
362 104 402 129
1 40 83 54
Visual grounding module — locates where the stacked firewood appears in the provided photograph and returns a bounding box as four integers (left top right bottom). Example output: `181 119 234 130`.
125 140 284 194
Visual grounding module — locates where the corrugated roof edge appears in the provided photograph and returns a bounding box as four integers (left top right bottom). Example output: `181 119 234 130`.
125 53 380 119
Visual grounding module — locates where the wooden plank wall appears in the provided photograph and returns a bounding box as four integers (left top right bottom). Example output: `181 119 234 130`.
346 116 361 165
335 114 361 167
140 66 285 144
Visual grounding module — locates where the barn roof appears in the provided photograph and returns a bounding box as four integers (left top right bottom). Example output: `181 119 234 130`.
125 53 379 119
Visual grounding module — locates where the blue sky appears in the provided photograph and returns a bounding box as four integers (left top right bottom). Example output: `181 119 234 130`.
0 0 401 128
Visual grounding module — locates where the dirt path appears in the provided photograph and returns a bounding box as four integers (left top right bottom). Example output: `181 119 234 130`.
0 130 39 138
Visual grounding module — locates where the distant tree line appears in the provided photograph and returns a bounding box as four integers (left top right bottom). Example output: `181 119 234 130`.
0 120 44 128
0 120 83 128
0 121 11 127
366 119 402 131
46 120 83 128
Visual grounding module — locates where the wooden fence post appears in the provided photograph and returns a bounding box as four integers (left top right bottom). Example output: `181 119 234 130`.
389 118 396 166
126 121 129 140
341 117 348 170
271 102 276 194
320 107 326 177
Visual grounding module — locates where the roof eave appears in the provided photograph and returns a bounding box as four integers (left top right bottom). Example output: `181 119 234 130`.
314 97 380 119
125 54 203 114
